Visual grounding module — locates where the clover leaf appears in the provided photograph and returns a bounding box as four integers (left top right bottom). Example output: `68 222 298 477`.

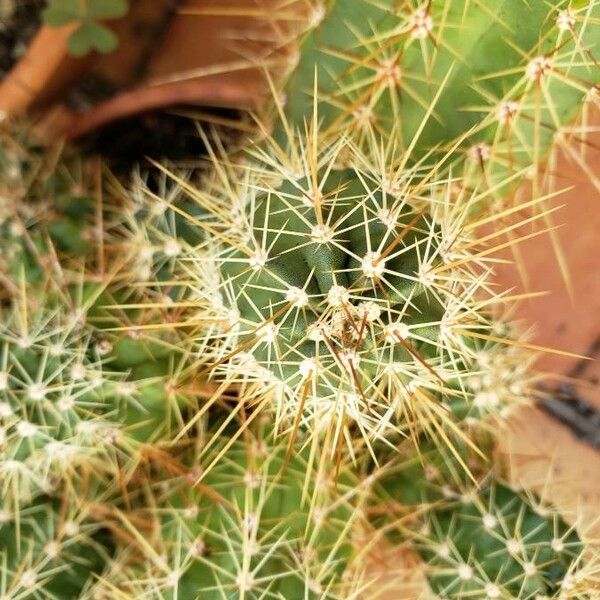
42 0 82 27
67 22 119 57
42 0 129 57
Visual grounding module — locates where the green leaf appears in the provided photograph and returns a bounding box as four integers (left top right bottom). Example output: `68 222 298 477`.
67 22 119 57
42 0 82 27
88 0 129 19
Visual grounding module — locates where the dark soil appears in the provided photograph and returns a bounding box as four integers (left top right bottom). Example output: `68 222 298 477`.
0 0 46 79
77 106 242 169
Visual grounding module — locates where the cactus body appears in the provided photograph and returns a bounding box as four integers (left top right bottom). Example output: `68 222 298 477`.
0 499 109 599
284 1 600 187
92 426 373 599
377 445 590 600
179 0 600 453
184 122 535 456
418 483 583 599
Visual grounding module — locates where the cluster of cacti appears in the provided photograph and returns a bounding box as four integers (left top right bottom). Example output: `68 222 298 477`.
2 1 600 598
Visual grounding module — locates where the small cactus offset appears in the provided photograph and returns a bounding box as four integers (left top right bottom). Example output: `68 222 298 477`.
1 2 600 598
376 443 596 599
416 482 584 599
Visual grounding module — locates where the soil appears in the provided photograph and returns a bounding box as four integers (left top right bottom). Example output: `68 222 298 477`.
77 106 241 168
0 0 46 80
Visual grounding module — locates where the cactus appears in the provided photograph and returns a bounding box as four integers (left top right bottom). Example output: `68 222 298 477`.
163 0 600 455
283 0 600 189
175 116 543 460
375 441 594 599
88 424 377 599
0 138 196 598
416 482 584 599
1 2 599 598
0 498 110 598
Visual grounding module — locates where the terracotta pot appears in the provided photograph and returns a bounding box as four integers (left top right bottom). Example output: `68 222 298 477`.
491 107 600 393
0 0 307 142
494 105 600 539
0 25 81 117
0 0 184 131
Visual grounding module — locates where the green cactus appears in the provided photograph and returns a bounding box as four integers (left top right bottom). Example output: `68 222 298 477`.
1 1 599 598
0 137 193 563
0 285 178 506
284 1 600 178
84 424 376 599
375 442 592 599
416 482 583 599
0 498 110 599
164 0 600 458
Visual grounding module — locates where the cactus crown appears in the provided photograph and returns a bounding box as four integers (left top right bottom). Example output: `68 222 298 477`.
176 110 540 462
